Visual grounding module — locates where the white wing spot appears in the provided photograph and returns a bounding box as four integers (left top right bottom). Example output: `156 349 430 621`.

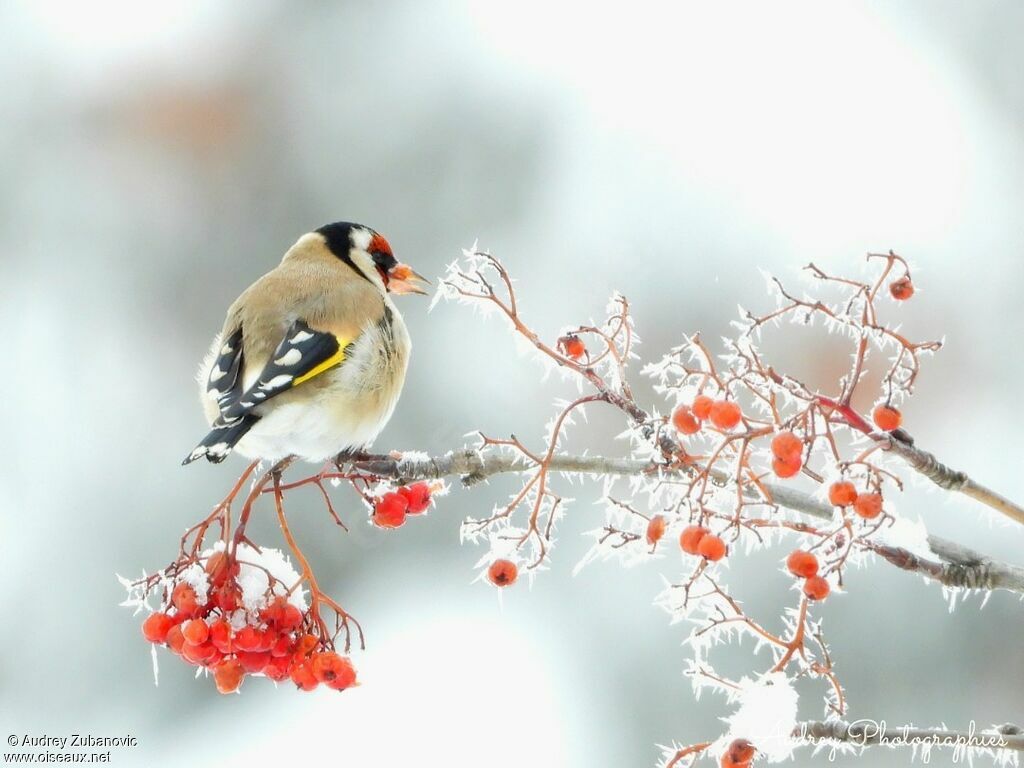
275 348 302 366
291 331 314 344
209 365 226 383
262 375 293 390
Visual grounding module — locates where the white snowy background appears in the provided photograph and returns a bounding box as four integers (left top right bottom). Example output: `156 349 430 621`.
1 2 1023 766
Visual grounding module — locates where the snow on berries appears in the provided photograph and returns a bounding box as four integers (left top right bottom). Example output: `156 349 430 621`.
124 542 357 695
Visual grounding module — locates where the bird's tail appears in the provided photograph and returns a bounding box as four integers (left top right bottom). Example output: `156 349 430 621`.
182 414 260 465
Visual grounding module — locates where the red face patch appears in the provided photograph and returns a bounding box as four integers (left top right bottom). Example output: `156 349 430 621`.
368 233 392 257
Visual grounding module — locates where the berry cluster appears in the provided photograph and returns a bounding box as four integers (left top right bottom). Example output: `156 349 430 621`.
720 739 756 768
828 480 885 521
769 430 803 479
786 549 829 601
372 481 433 528
137 545 356 694
672 395 743 435
679 525 727 562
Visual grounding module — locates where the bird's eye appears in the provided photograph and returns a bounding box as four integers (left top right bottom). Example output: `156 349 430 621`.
370 249 397 273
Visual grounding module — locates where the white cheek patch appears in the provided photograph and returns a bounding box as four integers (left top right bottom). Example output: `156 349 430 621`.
350 227 372 250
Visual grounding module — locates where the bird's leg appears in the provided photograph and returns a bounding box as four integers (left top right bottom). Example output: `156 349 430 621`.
334 448 373 472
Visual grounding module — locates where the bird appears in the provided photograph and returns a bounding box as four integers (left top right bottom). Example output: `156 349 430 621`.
183 222 428 466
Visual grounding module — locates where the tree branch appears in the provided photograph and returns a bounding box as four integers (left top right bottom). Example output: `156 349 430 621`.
878 434 1024 526
341 450 1024 595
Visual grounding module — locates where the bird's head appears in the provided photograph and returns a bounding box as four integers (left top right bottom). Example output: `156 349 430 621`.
315 221 429 296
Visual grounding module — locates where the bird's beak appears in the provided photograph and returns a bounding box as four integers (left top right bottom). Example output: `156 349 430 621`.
387 263 430 295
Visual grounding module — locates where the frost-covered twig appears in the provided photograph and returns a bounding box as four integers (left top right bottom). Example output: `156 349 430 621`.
877 434 1024 526
289 449 1024 595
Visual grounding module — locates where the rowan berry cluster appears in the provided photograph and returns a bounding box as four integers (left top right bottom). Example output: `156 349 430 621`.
371 481 433 528
129 543 356 694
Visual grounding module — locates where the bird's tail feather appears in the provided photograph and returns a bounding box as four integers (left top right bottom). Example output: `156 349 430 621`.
182 415 260 465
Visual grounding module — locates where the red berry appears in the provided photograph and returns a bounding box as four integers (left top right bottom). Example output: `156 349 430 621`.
166 625 186 655
181 619 210 646
872 405 902 431
645 515 667 546
294 633 320 657
679 525 708 555
786 550 819 578
398 482 432 514
271 634 293 658
853 492 883 520
264 655 291 681
725 739 756 765
237 650 271 674
142 612 174 644
290 660 319 691
311 651 358 690
559 334 586 360
803 575 830 601
260 596 285 625
209 619 233 653
204 551 238 588
181 640 218 666
171 583 199 617
212 584 241 612
213 659 245 694
890 276 914 301
672 405 701 435
770 431 802 461
828 481 858 507
697 533 727 562
487 559 518 587
278 603 304 631
234 626 264 653
709 400 742 430
373 492 408 528
692 394 714 420
772 455 802 478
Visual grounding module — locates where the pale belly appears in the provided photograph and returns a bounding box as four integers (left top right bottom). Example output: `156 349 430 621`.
233 384 399 462
197 305 410 463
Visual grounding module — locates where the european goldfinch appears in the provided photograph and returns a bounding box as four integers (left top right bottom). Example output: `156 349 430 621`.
184 222 427 465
